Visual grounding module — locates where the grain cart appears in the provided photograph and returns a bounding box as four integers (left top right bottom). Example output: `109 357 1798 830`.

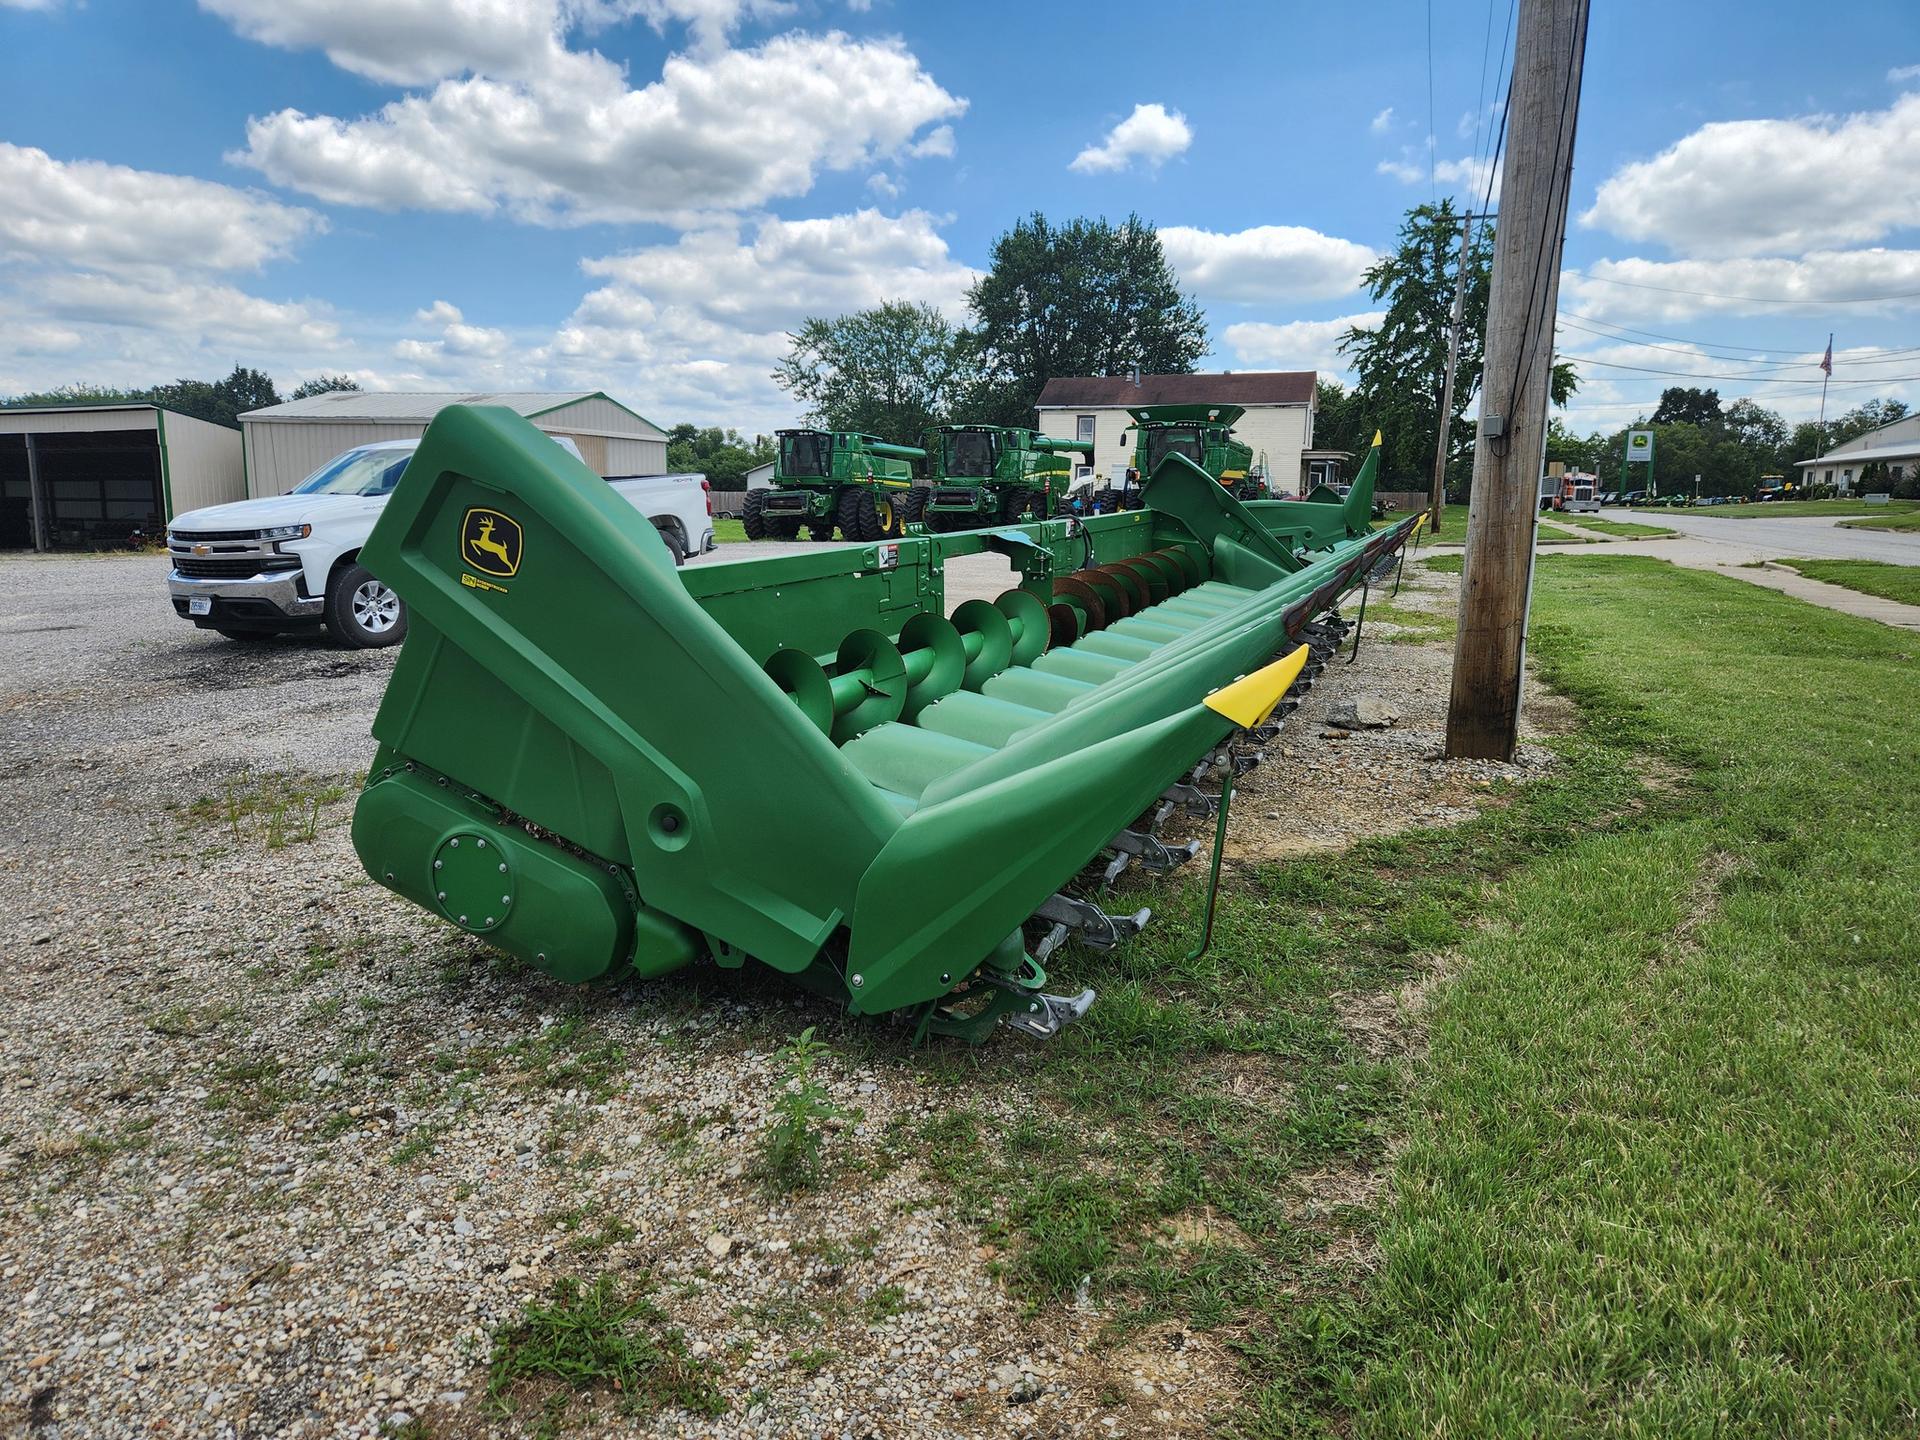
1104 403 1262 506
349 409 1416 1042
742 430 927 542
922 426 1094 532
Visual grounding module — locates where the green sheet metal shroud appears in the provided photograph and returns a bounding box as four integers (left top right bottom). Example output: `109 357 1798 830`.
351 405 1419 1039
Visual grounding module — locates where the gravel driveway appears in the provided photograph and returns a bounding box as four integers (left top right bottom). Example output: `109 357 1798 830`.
0 550 1532 1438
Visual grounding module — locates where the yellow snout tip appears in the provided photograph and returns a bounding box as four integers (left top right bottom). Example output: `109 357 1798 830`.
1204 644 1311 731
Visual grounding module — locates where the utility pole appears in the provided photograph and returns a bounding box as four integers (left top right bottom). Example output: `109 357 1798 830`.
1446 0 1589 761
1430 209 1492 533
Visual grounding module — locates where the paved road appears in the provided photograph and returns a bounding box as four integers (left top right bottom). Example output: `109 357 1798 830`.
1602 507 1920 564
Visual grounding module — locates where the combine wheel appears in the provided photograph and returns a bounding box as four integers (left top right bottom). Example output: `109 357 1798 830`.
805 516 836 541
740 488 768 540
1029 488 1050 520
873 491 904 540
771 515 805 541
836 487 882 542
1090 486 1120 514
998 488 1030 525
903 488 928 528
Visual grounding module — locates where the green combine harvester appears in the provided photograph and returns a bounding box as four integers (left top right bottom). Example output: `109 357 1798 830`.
921 425 1093 532
349 406 1417 1043
1099 403 1264 509
742 429 926 542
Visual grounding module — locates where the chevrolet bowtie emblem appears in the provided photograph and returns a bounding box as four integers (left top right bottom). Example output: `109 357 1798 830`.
191 543 211 556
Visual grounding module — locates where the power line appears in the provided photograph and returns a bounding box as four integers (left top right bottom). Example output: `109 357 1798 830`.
1469 0 1497 173
1555 320 1920 368
1576 272 1920 305
1426 0 1438 201
1562 353 1920 384
1560 309 1920 357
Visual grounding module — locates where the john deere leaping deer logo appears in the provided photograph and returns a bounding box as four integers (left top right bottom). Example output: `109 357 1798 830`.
460 507 523 578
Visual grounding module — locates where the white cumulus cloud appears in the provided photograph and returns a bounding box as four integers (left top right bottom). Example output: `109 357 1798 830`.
1561 249 1920 322
1370 107 1394 134
1583 93 1920 258
535 208 978 425
1069 102 1192 174
230 30 967 226
0 143 321 275
1224 313 1382 377
1159 225 1376 304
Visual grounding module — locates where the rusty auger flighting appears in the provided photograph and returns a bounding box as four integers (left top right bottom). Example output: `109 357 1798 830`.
349 409 1418 1042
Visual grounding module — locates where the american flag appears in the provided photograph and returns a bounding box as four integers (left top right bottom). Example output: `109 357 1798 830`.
1820 337 1833 375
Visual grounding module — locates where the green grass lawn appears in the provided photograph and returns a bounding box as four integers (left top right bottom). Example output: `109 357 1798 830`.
1839 509 1920 532
885 554 1920 1436
1774 557 1920 607
713 516 747 543
1653 498 1920 520
1537 522 1596 544
1562 516 1677 539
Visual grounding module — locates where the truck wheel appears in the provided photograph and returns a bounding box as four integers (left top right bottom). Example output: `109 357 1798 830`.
903 489 928 527
835 487 880 542
741 489 768 540
324 562 407 649
659 525 686 566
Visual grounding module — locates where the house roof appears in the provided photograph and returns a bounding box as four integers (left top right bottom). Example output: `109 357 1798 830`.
1793 441 1920 467
239 390 663 435
1037 371 1316 409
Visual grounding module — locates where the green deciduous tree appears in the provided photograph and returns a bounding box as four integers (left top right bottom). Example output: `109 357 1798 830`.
773 300 966 448
1341 200 1575 495
1650 386 1723 428
665 424 775 490
290 375 362 399
1311 379 1372 461
964 212 1207 426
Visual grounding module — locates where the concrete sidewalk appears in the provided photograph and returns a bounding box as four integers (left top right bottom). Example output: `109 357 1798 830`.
1541 519 1920 631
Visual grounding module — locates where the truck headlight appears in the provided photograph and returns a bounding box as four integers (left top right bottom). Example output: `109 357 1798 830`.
261 524 312 543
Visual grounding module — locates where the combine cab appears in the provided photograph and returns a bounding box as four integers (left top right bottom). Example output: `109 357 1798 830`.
349 407 1419 1043
743 430 926 542
922 426 1093 533
1115 404 1262 504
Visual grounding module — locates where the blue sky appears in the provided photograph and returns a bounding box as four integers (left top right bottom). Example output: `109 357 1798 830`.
3 0 1918 434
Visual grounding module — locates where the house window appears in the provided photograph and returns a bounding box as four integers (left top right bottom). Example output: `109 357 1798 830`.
1076 414 1095 446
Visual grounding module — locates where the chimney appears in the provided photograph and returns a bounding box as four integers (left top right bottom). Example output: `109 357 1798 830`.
1130 367 1140 387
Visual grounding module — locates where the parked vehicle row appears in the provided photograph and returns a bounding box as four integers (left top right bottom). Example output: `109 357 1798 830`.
167 436 714 646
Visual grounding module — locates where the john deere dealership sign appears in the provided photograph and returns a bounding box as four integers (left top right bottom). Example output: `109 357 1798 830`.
1627 429 1655 463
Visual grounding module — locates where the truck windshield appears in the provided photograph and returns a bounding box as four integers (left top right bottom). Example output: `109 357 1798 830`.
291 448 413 497
944 431 997 478
780 433 830 477
1145 428 1204 472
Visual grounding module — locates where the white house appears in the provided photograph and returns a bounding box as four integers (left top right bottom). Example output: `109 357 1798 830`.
1794 413 1920 495
1035 371 1318 493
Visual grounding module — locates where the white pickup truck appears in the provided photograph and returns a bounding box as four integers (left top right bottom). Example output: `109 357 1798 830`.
167 437 714 646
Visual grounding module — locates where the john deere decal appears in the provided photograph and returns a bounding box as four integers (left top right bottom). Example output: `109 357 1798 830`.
461 507 522 578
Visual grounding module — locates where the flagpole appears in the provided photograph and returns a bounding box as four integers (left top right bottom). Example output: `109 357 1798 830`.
1818 331 1832 437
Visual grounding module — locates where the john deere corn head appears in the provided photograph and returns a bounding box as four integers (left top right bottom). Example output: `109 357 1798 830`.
350 406 1419 1042
742 429 925 542
922 425 1092 531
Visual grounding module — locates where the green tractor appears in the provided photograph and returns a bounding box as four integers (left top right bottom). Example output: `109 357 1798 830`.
1100 404 1264 509
921 425 1093 533
743 430 928 542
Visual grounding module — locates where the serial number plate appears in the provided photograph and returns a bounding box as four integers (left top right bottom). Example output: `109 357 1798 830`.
187 596 212 616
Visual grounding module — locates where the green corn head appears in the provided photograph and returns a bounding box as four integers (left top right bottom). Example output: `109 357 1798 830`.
350 406 1419 1042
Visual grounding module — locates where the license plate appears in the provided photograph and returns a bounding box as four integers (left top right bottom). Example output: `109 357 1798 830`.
188 596 211 616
